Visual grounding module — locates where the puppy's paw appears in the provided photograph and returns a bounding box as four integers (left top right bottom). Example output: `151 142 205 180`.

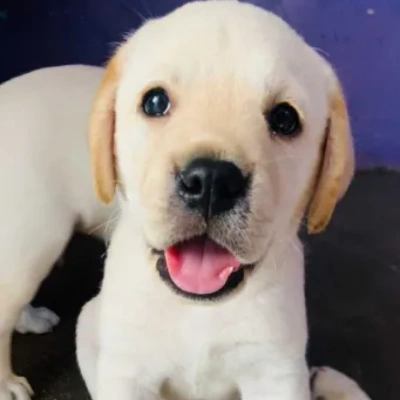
311 367 371 400
0 375 33 400
15 304 60 334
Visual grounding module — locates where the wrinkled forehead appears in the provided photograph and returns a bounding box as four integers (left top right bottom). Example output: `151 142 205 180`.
118 2 328 115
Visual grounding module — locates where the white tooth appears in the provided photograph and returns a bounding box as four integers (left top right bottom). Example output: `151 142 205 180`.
219 266 234 280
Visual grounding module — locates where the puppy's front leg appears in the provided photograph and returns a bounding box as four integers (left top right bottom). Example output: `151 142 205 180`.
238 361 310 400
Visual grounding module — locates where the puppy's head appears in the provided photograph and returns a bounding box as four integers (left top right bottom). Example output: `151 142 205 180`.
90 0 354 300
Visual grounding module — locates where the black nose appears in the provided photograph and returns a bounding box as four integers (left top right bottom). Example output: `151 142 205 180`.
176 158 248 219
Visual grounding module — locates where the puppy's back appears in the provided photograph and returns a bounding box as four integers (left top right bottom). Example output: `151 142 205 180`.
0 65 109 239
0 65 103 160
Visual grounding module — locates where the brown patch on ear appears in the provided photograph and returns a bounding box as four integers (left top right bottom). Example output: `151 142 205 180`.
89 46 126 204
292 144 325 228
307 79 355 234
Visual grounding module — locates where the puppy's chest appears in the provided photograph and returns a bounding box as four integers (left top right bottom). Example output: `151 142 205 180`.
164 333 239 400
106 282 274 400
107 302 265 400
158 311 266 400
164 356 239 400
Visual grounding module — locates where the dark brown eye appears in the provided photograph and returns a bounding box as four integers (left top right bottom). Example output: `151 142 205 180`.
267 102 301 137
141 87 170 117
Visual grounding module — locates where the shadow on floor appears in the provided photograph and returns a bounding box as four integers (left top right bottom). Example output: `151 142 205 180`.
13 170 400 400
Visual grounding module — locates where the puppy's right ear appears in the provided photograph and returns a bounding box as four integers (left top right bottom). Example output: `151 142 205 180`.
307 62 354 234
89 46 125 204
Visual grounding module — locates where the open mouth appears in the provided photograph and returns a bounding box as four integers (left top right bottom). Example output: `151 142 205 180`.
155 235 252 300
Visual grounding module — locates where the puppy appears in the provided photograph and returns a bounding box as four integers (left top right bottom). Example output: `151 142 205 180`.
0 65 116 400
76 2 371 400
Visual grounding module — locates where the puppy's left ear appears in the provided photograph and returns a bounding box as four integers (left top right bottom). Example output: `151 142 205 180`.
89 45 126 204
307 62 355 234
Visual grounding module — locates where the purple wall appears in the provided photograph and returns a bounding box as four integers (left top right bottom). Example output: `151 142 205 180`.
0 0 399 167
252 0 400 168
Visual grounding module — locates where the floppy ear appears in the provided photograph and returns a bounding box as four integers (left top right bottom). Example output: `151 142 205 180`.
89 47 125 204
307 64 355 234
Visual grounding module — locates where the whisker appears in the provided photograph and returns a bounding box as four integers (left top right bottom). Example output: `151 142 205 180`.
287 237 302 254
270 249 279 274
120 0 148 22
87 208 121 241
138 0 154 18
313 46 330 58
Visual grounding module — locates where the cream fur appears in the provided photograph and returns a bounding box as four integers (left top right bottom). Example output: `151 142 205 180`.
77 2 370 400
0 65 116 400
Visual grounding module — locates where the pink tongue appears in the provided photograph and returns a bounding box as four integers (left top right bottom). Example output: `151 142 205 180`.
165 237 241 295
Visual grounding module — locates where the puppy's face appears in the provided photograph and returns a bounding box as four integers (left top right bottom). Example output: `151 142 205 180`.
90 1 354 300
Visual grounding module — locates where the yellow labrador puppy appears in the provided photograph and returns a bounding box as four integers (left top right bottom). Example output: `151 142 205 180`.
0 65 117 400
77 2 371 400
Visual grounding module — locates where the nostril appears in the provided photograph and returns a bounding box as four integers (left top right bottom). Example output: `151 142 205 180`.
213 163 247 201
180 173 203 196
177 165 212 214
218 179 243 198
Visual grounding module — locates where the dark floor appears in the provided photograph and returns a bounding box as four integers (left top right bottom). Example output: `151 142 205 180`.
14 169 400 400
